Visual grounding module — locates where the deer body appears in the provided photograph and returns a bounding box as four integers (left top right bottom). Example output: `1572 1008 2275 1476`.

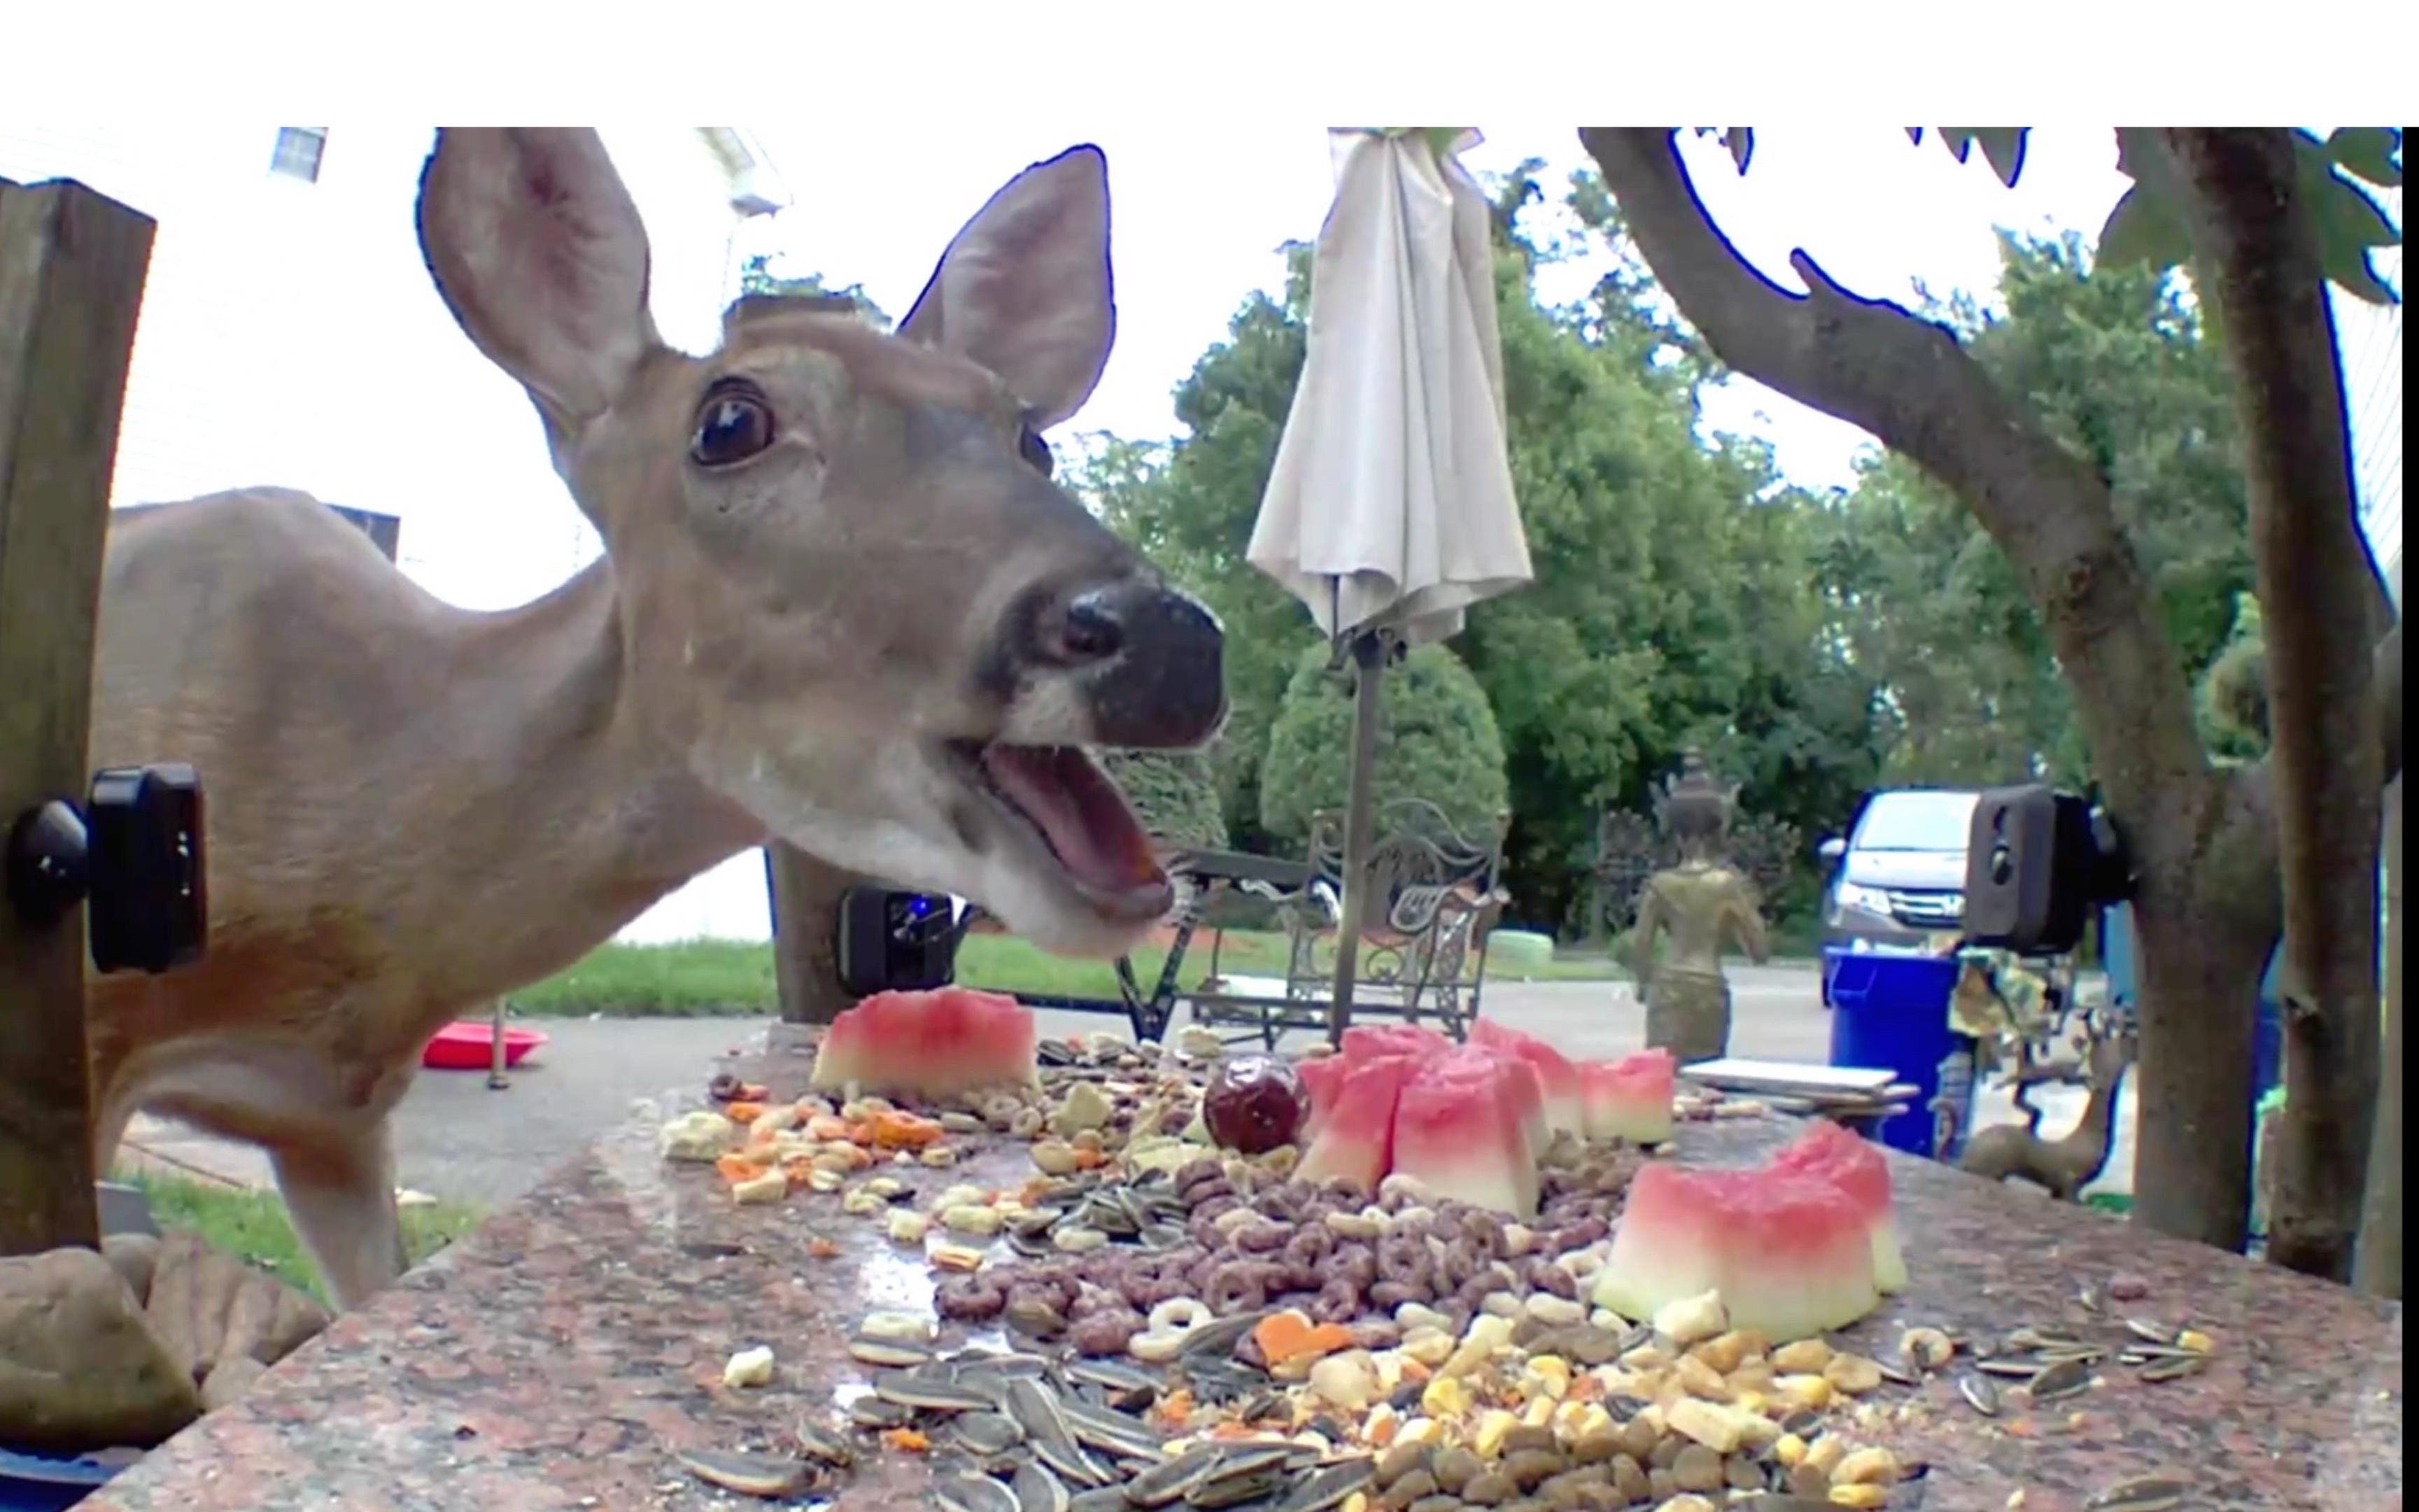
84 131 1224 1308
1957 1019 2137 1203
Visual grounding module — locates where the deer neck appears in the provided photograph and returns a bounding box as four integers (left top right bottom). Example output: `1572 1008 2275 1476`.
2061 1075 2124 1150
414 560 765 995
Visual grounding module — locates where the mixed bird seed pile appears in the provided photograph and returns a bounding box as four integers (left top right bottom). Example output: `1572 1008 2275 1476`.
666 1033 2213 1511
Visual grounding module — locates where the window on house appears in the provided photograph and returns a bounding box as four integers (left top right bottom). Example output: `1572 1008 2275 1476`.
269 128 328 183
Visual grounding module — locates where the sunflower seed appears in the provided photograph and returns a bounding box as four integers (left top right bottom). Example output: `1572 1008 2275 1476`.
851 1395 914 1429
1064 1357 1162 1394
1875 1357 1920 1387
795 1420 856 1466
1976 1357 2045 1378
1124 1445 1228 1506
2075 1282 2103 1312
1013 1461 1072 1512
1201 1445 1292 1483
1007 1378 1109 1488
874 1371 996 1413
1957 1371 2001 1417
1187 1469 1283 1509
849 1335 938 1368
2122 1317 2178 1345
2085 1477 2189 1511
954 1412 1027 1455
675 1448 814 1499
1179 1310 1269 1359
2139 1353 2209 1383
1066 1490 1131 1512
938 1474 1022 1512
1274 1456 1376 1512
2029 1357 2093 1401
1059 1401 1163 1458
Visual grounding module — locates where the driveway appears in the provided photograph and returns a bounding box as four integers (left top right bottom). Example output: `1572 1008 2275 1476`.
120 959 2138 1209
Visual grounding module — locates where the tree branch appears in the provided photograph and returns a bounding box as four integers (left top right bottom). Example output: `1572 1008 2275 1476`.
2166 127 2384 1283
1581 127 2269 1249
1575 130 2212 841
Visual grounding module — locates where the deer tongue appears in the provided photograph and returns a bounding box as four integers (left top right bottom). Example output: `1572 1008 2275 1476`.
980 744 1164 896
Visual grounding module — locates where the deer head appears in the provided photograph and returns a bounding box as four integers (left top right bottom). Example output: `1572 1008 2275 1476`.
414 130 1224 955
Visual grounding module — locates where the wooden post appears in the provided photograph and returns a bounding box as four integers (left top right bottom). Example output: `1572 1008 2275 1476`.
765 843 863 1024
0 177 156 1255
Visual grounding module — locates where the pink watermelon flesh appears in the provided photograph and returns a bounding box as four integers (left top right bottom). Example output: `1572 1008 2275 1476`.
1596 1160 1880 1340
1771 1118 1906 1293
1341 1023 1452 1069
1472 1020 1586 1138
1580 1049 1676 1143
808 987 1038 1100
1295 1054 1413 1192
1436 1044 1546 1159
1293 1054 1350 1140
1390 1058 1539 1218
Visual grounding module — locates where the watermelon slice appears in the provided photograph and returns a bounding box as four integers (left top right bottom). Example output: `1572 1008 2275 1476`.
1471 1019 1585 1139
1294 1054 1351 1140
1389 1056 1540 1218
1340 1022 1452 1066
808 987 1038 1101
1579 1049 1676 1144
1295 1054 1415 1192
1770 1118 1906 1294
1593 1160 1880 1341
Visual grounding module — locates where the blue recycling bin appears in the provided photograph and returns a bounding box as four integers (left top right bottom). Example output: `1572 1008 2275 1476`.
1823 949 1973 1160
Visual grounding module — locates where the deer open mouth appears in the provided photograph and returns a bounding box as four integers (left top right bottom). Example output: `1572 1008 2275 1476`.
949 741 1171 920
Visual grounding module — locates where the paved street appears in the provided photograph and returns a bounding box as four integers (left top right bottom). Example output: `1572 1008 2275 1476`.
120 959 2136 1211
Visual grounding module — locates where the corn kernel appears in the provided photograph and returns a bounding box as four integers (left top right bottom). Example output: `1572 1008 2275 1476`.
1773 1432 1807 1466
1472 1408 1518 1458
1420 1375 1471 1418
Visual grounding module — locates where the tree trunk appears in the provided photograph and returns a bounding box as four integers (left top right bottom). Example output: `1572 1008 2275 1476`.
764 844 863 1025
2355 772 2402 1296
2166 129 2383 1283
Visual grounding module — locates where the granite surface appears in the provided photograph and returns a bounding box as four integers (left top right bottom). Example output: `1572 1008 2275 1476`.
81 1024 2402 1512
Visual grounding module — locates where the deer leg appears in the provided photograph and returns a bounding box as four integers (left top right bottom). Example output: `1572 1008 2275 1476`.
271 1122 407 1310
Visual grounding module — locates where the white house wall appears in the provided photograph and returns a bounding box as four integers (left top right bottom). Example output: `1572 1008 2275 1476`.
0 125 781 944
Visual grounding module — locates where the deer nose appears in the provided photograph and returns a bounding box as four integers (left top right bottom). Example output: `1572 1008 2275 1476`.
1043 579 1225 747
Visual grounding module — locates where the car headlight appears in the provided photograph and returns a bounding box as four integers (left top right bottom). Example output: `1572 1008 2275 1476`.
1835 882 1890 914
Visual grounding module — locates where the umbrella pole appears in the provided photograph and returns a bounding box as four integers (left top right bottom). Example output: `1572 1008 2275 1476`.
1327 628 1388 1047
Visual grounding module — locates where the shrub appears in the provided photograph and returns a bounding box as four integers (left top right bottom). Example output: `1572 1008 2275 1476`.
1101 748 1229 849
1258 641 1511 849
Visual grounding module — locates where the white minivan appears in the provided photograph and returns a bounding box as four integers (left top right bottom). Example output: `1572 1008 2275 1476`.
1816 788 1982 958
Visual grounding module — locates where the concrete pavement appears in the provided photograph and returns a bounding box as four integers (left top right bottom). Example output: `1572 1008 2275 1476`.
118 961 2138 1210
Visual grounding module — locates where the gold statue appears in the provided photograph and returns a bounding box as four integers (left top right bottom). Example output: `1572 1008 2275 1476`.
1629 749 1770 1062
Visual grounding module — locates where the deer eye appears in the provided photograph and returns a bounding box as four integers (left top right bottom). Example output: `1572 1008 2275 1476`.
691 388 774 467
1017 423 1055 478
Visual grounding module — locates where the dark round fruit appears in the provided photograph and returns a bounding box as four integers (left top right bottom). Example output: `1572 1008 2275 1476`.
1201 1054 1306 1155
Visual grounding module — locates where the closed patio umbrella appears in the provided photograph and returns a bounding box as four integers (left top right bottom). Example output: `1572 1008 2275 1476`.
1246 127 1532 1040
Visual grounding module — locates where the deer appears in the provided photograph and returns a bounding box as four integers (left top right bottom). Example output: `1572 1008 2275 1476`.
84 129 1225 1310
1956 1012 2138 1203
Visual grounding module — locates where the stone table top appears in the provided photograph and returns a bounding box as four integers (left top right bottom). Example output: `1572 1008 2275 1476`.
81 1025 2402 1512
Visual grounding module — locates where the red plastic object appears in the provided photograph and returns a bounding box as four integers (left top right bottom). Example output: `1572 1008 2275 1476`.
421 1021 549 1072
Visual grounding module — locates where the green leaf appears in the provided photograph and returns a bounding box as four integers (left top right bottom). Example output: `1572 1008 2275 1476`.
2327 126 2403 188
2297 144 2404 305
1930 128 2031 188
2095 184 2194 275
1971 129 2029 188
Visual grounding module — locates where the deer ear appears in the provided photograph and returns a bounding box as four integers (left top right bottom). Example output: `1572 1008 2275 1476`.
417 128 656 429
898 144 1114 430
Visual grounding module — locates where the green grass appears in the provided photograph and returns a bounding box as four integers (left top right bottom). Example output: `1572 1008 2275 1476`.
507 928 1634 1018
118 1168 484 1305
